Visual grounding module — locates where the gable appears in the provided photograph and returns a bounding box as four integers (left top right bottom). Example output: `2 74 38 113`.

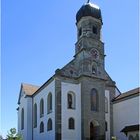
17 83 39 104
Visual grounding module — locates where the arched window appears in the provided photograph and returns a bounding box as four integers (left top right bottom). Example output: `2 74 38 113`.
21 108 24 130
92 26 97 34
105 121 108 131
40 121 44 133
90 88 98 111
67 92 75 109
78 28 82 37
68 118 75 129
47 118 52 131
47 93 52 114
33 103 37 128
92 65 97 74
40 98 44 117
105 97 108 113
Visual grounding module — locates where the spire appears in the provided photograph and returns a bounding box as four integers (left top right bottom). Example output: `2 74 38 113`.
87 0 90 3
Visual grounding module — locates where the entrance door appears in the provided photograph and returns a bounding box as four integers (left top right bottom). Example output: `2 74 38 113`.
90 122 94 140
90 122 99 140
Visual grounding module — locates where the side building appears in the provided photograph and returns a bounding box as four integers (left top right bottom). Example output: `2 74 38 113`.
113 87 139 140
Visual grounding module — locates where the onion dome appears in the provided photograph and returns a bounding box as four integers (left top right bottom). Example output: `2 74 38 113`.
76 2 102 23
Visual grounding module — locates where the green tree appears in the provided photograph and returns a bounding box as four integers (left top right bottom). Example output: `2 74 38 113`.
7 128 22 140
0 135 3 140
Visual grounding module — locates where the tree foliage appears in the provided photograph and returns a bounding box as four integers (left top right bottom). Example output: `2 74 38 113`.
7 128 22 140
0 135 3 140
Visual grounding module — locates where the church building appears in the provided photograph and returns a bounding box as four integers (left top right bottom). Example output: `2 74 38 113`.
17 1 139 140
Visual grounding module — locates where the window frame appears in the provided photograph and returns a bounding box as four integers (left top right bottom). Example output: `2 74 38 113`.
40 121 44 133
78 28 82 37
105 97 108 113
47 118 53 131
92 65 97 74
21 108 24 130
40 98 44 118
92 25 97 34
68 117 75 130
90 88 99 111
33 103 37 128
105 121 108 131
67 92 76 109
47 93 52 114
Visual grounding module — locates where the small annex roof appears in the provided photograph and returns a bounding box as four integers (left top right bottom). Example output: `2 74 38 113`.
22 83 39 96
121 124 140 135
112 87 140 102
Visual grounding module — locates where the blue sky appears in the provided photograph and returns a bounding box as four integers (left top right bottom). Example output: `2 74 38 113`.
1 0 139 138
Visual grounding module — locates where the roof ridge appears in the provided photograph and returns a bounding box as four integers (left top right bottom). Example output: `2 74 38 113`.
21 82 40 88
122 87 140 94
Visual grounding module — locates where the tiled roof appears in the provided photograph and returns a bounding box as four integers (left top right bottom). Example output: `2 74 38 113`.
22 83 39 96
121 124 140 135
113 87 140 101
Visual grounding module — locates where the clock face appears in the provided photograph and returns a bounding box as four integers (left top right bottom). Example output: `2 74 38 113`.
90 49 99 59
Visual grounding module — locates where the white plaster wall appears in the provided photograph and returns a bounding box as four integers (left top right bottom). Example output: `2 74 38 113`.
18 110 20 133
105 90 110 140
113 96 139 140
33 80 55 140
26 97 33 140
61 82 81 140
18 92 32 140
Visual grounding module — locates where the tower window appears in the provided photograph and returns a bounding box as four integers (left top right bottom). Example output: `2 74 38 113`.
92 26 97 34
40 121 44 133
105 121 108 131
90 88 99 111
70 70 73 75
47 118 53 131
78 28 82 37
92 65 97 74
68 118 75 129
105 97 108 113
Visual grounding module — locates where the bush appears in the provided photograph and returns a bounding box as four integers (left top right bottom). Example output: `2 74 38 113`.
111 136 117 140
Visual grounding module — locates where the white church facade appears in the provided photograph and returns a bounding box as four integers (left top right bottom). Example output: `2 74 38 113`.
17 2 139 140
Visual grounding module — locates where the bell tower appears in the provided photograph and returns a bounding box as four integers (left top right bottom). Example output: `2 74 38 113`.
74 2 107 140
75 2 105 79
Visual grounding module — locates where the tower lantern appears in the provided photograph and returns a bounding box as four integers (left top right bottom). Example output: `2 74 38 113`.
76 2 102 41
